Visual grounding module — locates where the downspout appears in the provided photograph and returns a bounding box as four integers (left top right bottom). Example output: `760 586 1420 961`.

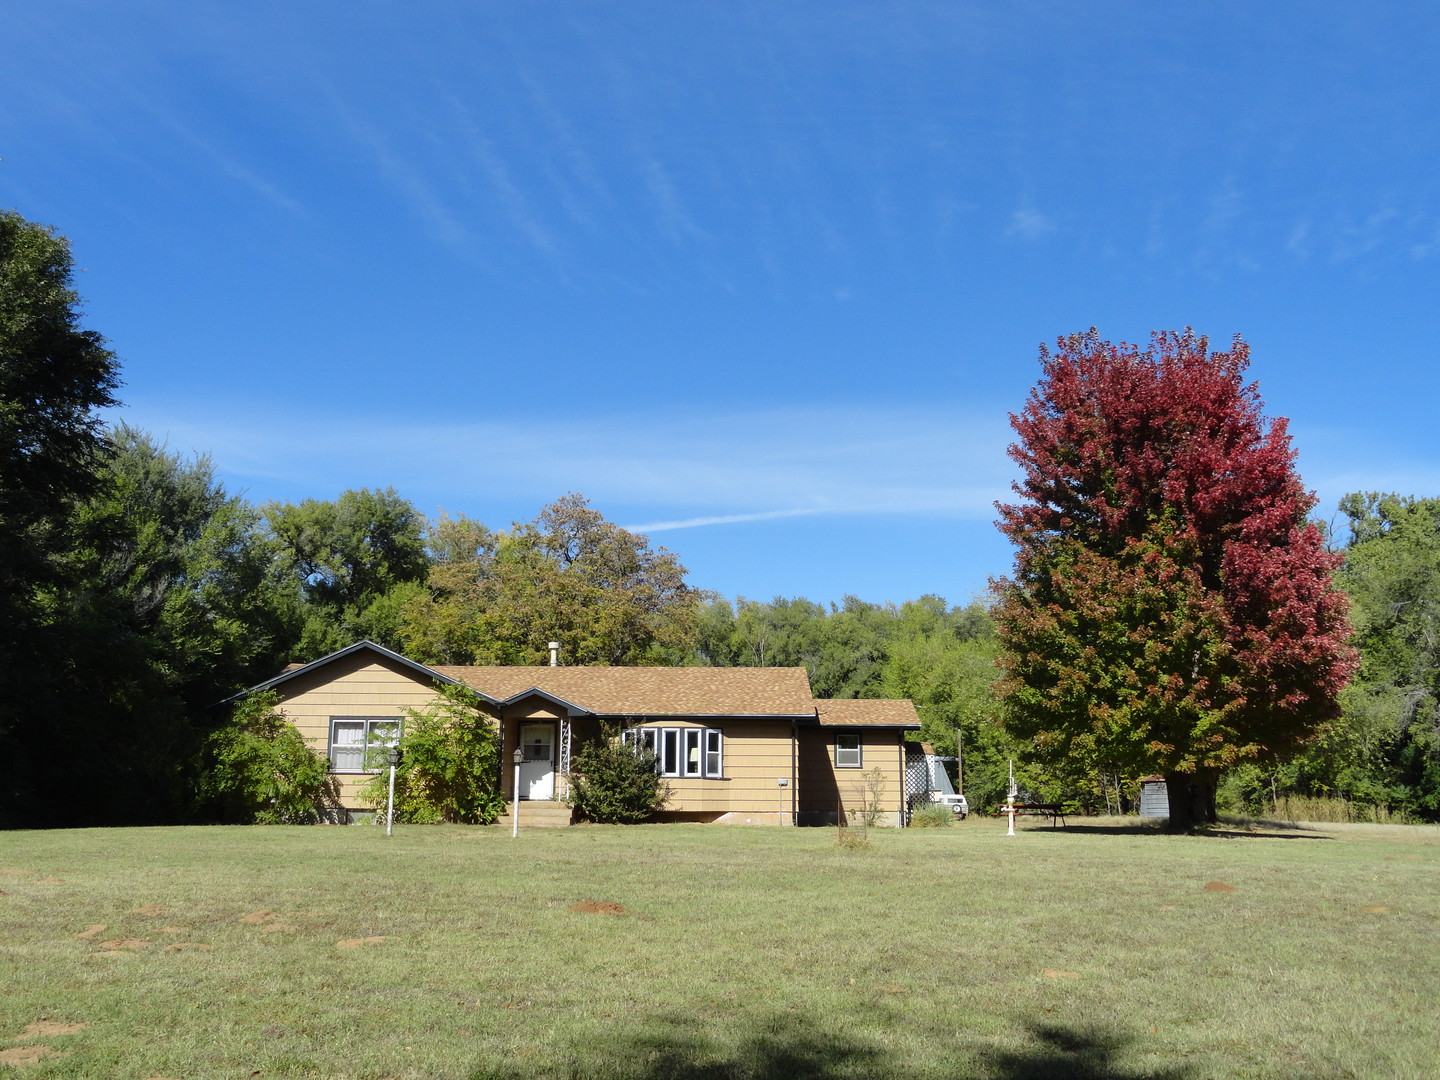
790 719 798 825
897 732 905 828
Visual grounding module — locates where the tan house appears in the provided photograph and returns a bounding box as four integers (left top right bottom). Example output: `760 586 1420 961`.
232 640 922 827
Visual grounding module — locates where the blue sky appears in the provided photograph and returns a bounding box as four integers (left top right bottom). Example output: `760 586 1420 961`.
5 1 1437 606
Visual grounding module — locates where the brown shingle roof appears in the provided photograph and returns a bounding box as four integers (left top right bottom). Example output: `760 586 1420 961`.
433 665 818 717
813 698 920 727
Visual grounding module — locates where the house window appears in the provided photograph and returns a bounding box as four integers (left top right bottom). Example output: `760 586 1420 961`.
704 728 723 776
835 731 862 768
329 718 399 773
684 728 702 775
625 726 724 778
621 726 664 766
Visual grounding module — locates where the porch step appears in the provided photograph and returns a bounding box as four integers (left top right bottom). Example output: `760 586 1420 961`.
498 801 574 828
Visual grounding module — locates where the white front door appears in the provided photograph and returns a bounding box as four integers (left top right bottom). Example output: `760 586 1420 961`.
519 723 556 800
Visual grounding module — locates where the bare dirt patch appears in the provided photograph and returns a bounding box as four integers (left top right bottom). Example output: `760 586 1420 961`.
1041 968 1080 979
0 1045 67 1065
73 924 107 940
18 1021 88 1039
1203 881 1237 892
570 900 628 915
1361 906 1390 913
132 904 168 915
335 936 393 949
95 938 151 950
237 909 276 924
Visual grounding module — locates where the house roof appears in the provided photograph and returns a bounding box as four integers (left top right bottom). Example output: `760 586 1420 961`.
433 665 818 717
812 698 921 728
215 640 478 707
225 641 917 727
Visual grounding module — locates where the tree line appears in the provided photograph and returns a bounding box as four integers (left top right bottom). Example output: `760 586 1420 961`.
4 209 1438 827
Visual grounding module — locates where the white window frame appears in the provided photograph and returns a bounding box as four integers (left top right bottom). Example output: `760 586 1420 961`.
328 717 400 773
622 728 659 757
835 731 862 768
683 728 702 776
703 728 723 777
626 725 724 778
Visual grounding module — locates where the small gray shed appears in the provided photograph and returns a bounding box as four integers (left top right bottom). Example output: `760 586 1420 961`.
1138 777 1170 817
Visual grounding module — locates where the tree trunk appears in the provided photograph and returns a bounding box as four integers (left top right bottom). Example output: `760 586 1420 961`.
1164 769 1219 829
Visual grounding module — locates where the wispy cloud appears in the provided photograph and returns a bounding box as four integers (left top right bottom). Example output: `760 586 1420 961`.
322 84 468 249
624 508 830 532
109 401 1016 527
1007 207 1055 241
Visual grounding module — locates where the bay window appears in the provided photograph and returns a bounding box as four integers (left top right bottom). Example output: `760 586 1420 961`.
624 725 724 778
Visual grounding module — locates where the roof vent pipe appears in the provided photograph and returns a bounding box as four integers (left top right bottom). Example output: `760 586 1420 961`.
548 641 560 667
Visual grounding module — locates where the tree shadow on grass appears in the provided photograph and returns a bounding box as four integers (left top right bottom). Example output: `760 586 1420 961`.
468 1012 1192 1080
1053 824 1331 841
979 1021 1194 1080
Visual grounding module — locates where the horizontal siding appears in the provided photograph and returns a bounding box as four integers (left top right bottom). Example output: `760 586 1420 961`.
275 652 451 807
618 719 794 815
797 727 907 824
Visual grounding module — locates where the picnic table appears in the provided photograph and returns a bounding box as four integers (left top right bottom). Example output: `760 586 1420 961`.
995 802 1068 827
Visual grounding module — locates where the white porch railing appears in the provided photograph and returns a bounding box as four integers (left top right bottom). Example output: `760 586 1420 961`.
557 716 572 801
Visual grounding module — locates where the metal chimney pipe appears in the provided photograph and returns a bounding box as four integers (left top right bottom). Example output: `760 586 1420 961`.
548 641 560 667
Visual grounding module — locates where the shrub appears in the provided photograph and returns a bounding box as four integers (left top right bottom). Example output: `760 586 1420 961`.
362 683 505 824
858 767 889 826
194 692 337 823
569 723 669 824
908 802 954 828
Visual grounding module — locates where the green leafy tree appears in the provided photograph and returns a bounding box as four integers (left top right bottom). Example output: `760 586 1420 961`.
362 683 505 824
0 211 121 823
402 494 702 666
568 723 669 823
1318 493 1440 817
194 692 337 823
874 600 1018 810
265 487 429 657
700 595 891 697
28 427 297 824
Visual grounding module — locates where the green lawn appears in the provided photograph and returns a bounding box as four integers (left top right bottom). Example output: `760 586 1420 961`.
2 818 1437 1079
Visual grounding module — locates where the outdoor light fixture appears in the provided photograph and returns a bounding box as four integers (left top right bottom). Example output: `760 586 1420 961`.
385 746 401 837
512 746 524 838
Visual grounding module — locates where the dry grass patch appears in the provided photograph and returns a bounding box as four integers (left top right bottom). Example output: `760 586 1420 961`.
569 899 628 915
17 1021 88 1039
0 1045 66 1065
334 935 392 948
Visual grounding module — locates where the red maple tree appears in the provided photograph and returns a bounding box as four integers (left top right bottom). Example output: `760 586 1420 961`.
993 329 1355 827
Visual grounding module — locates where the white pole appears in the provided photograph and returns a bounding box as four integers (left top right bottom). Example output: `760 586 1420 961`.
386 761 396 836
1006 757 1017 837
512 758 521 838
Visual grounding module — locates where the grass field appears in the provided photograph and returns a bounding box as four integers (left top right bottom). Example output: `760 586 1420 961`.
2 818 1437 1079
